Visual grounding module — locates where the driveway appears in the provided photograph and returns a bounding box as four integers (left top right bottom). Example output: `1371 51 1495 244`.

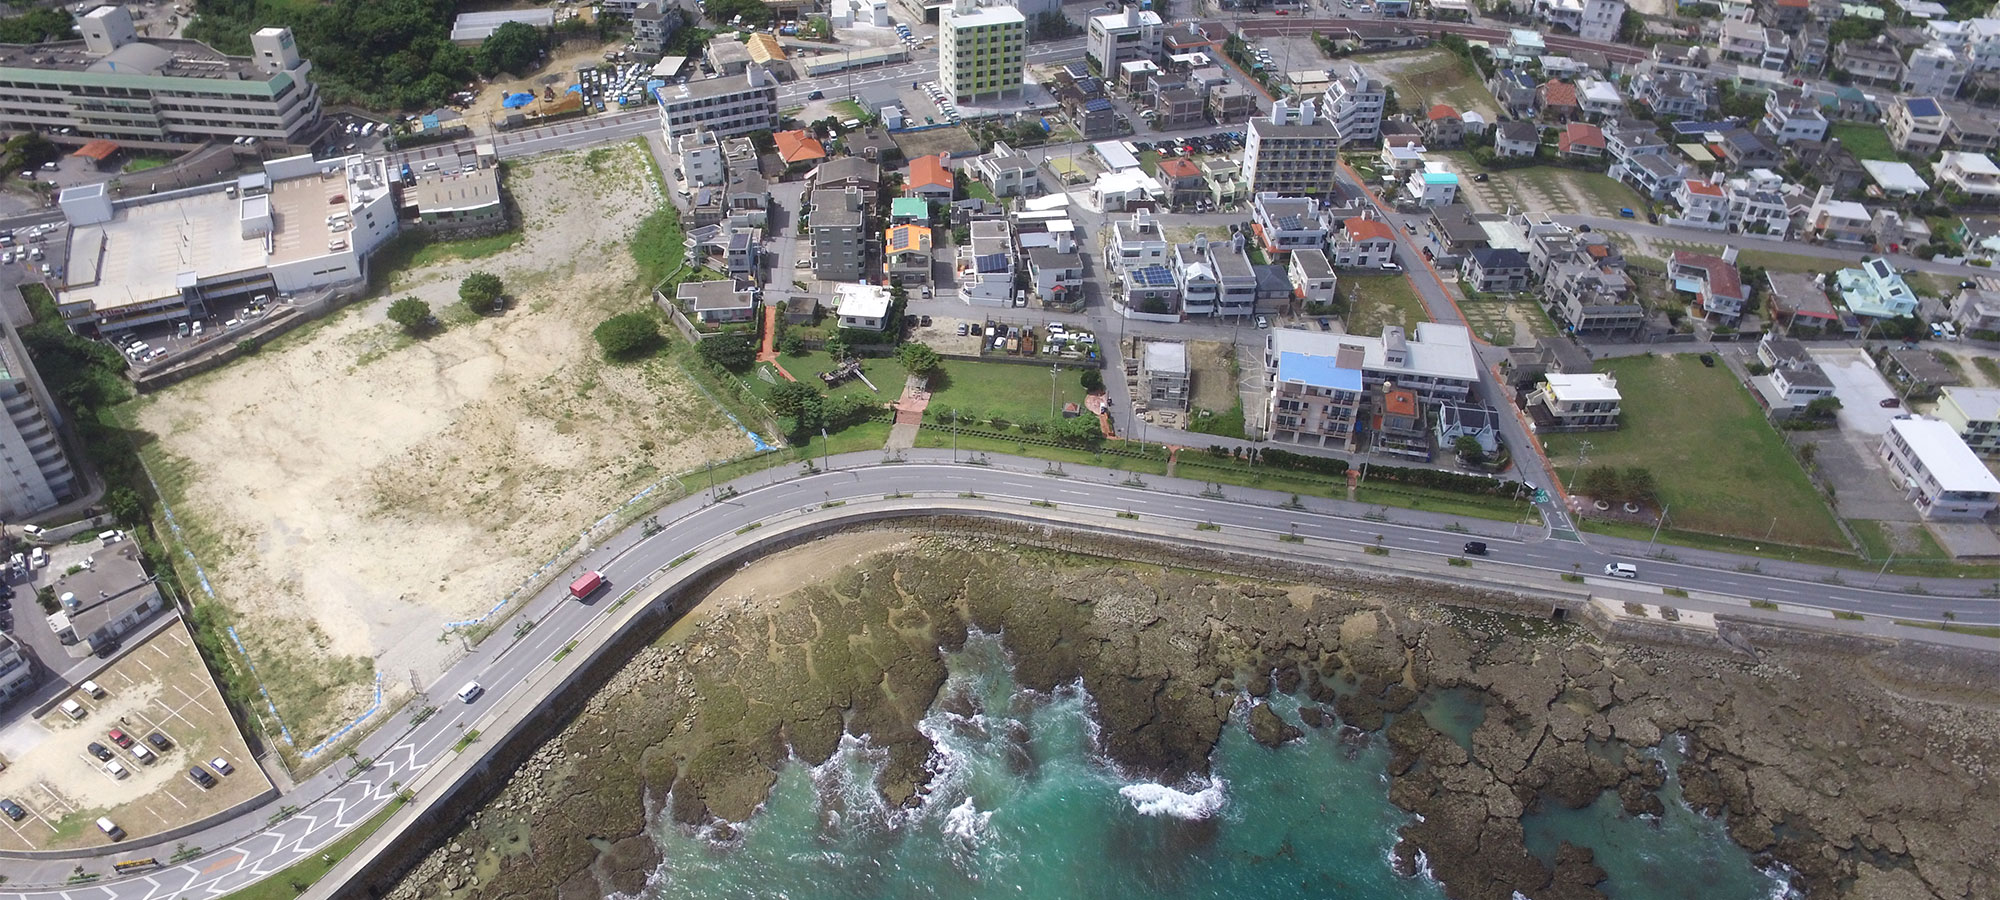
1808 348 1900 436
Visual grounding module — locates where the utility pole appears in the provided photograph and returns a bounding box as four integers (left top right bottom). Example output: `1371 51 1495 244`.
704 459 716 499
1050 363 1062 415
1648 504 1670 548
821 427 831 472
1874 550 1896 587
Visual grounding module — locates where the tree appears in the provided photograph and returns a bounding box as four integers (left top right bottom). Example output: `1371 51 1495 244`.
1454 435 1486 464
824 336 850 361
1051 414 1103 446
477 21 545 77
106 487 144 525
1805 395 1843 418
1579 466 1621 500
897 342 943 377
593 312 663 360
698 332 757 372
770 380 823 419
1080 368 1105 392
387 297 435 334
459 271 504 315
1621 467 1659 507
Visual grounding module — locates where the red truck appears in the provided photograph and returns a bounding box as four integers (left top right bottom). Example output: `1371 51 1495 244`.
569 571 606 600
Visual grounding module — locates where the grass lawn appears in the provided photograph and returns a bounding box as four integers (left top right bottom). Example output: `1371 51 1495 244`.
1140 149 1161 175
964 180 997 203
754 349 904 405
928 358 1093 425
123 155 173 173
1543 355 1846 548
1510 167 1644 218
830 99 867 120
1374 49 1498 118
1830 122 1897 162
1850 518 1949 560
1732 248 1841 276
1346 273 1431 336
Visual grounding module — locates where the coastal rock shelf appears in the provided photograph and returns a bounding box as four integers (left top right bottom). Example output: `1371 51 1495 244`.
385 526 2000 900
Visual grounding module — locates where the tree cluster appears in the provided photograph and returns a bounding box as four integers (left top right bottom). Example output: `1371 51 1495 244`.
593 312 664 360
186 0 475 110
769 380 877 439
1576 466 1660 507
0 7 76 43
477 21 545 78
698 332 757 372
459 272 504 315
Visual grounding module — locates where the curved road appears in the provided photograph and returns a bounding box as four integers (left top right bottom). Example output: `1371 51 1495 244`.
1 447 1995 895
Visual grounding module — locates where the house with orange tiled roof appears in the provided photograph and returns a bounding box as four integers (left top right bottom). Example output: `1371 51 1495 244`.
1157 156 1207 209
1330 215 1398 268
885 224 934 284
1671 248 1749 324
906 153 955 202
1372 383 1430 459
1422 104 1464 148
1672 176 1728 227
774 129 826 168
1557 122 1605 158
1538 80 1579 123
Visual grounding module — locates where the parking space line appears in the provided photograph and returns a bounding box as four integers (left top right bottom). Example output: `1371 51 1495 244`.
159 786 187 810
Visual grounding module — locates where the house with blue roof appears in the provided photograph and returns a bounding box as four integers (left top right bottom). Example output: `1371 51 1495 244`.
1404 162 1461 206
1268 346 1367 448
1835 257 1920 320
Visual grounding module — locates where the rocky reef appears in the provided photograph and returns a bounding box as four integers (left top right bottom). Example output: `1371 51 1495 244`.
384 526 2000 900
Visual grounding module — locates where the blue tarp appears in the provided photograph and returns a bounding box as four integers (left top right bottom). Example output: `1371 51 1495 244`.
567 83 584 94
502 92 535 109
420 114 440 130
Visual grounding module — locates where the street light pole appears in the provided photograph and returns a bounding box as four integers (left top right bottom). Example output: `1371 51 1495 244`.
1051 363 1061 416
1648 503 1670 548
1874 550 1896 587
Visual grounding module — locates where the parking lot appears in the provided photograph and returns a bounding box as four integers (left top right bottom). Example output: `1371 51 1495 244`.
0 624 269 850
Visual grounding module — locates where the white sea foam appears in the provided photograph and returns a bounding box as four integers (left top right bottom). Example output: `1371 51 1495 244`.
941 797 992 843
1119 779 1227 820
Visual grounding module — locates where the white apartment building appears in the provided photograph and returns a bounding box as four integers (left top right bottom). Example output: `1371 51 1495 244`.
1724 169 1792 236
974 140 1040 197
1321 63 1386 145
1906 43 1972 98
0 7 321 150
1926 17 2000 70
676 128 726 187
1290 249 1338 308
1880 416 2000 520
1265 338 1366 447
959 219 1015 306
1110 209 1170 275
1251 193 1331 255
1527 372 1622 430
940 0 1026 104
1933 386 2000 455
1934 150 2000 198
0 633 32 705
654 67 778 140
1265 323 1480 407
1537 0 1626 42
0 332 77 520
1888 96 1949 155
1244 100 1345 195
1087 8 1163 75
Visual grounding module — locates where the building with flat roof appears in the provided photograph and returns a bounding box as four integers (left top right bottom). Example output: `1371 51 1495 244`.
1140 340 1190 410
1932 386 2000 456
940 0 1026 104
47 534 162 653
1267 343 1366 448
1087 8 1164 75
1527 372 1622 431
1244 99 1344 195
0 327 77 520
1835 256 1920 319
1264 323 1480 408
449 8 555 41
0 7 322 150
834 283 893 330
653 67 778 140
55 153 397 335
1880 415 2000 520
413 166 505 238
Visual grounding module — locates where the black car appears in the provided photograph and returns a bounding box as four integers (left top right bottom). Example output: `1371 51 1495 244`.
187 766 216 789
146 732 172 751
807 89 824 100
1699 354 1715 368
87 742 112 762
0 799 22 821
1463 541 1488 556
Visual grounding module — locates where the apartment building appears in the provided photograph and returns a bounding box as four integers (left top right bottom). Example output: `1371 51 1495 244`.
940 0 1026 104
1807 185 1874 243
629 3 677 55
654 67 778 140
810 187 867 282
1835 256 1920 319
1724 169 1792 236
1887 95 1949 154
1244 99 1344 195
885 224 933 284
1290 249 1338 309
1907 43 1972 98
1087 8 1163 75
1139 340 1191 411
677 128 726 187
1880 416 2000 520
1835 39 1906 87
1321 64 1387 145
1330 215 1398 268
973 141 1040 197
1252 193 1331 255
1536 0 1626 41
0 331 77 520
1265 323 1481 410
0 6 321 150
1759 91 1831 144
1935 150 2000 199
0 633 33 705
1933 386 2000 456
959 219 1015 306
1526 372 1622 431
1547 264 1645 338
1265 335 1366 447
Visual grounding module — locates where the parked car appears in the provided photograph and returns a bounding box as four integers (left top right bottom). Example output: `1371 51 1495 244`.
0 799 24 821
1880 397 1902 408
87 742 112 762
146 732 172 751
107 729 133 749
187 766 216 789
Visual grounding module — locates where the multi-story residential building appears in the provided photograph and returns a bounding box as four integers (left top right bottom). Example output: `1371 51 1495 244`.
1671 249 1749 324
1526 372 1622 431
1290 249 1338 309
1423 105 1465 148
1157 156 1208 210
676 128 726 187
413 166 507 239
0 632 33 705
1943 99 2000 151
1489 69 1541 119
1759 91 1831 144
1791 26 1832 72
1172 238 1220 316
1725 169 1792 236
1265 337 1366 448
1835 39 1907 87
1028 247 1085 306
0 332 77 520
1266 323 1481 407
1404 162 1461 206
655 67 778 140
1330 215 1398 268
630 3 677 55
1494 121 1540 159
1211 241 1259 318
1757 0 1811 31
1906 43 1972 98
1111 209 1170 276
1933 386 2000 455
1935 150 2000 199
1576 79 1624 119
1755 335 1836 406
1463 248 1531 292
1888 95 1949 154
1879 416 2000 520
1807 186 1873 243
1244 99 1344 194
1955 286 2000 331
958 219 1014 306
1155 87 1206 129
1251 193 1331 255
1616 153 1688 201
810 187 867 282
1547 264 1645 339
1369 384 1430 459
940 0 1026 104
1119 262 1182 319
1537 0 1626 41
1633 70 1709 117
973 141 1040 197
0 7 321 150
1139 340 1191 410
1315 65 1385 147
1087 8 1163 75
1673 177 1729 228
676 278 758 325
885 224 932 284
1836 256 1920 319
1721 20 1789 70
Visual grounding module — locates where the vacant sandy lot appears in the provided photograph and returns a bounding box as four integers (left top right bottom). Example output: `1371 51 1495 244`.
133 142 747 748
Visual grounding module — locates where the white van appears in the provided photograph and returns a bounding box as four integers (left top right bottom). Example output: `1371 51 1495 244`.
1603 562 1638 579
80 680 105 698
456 681 484 703
96 817 124 840
104 760 128 779
98 530 120 545
129 744 155 765
59 699 85 720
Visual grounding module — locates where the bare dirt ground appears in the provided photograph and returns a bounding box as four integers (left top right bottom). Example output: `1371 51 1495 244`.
131 142 746 750
1186 340 1238 414
461 37 629 131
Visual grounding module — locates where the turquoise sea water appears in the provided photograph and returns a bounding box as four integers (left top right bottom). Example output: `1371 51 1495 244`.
644 634 1794 900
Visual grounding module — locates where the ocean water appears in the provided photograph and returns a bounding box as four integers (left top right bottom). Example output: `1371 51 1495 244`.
640 634 1792 900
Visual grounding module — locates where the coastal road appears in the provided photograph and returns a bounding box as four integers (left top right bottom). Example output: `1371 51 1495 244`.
4 449 1997 896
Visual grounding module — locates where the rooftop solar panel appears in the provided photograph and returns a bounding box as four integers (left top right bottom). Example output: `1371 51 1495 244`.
1907 97 1943 118
1132 265 1176 287
976 252 1010 273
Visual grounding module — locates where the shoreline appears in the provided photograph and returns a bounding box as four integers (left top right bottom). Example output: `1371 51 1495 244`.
380 521 2000 900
